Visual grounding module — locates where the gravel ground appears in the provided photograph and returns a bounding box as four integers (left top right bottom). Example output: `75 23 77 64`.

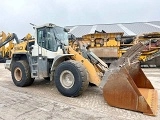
0 63 160 120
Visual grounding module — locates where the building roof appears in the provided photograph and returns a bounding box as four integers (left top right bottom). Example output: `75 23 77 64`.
65 21 160 38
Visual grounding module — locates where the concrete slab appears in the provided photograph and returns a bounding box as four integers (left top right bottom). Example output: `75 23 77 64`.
0 63 160 120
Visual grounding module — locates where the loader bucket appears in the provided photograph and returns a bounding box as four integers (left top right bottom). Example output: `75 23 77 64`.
101 42 158 116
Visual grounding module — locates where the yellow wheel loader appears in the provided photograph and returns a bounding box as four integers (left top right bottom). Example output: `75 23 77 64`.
5 23 158 116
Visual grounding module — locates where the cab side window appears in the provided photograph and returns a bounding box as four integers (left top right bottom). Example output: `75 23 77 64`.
37 28 46 49
37 28 58 52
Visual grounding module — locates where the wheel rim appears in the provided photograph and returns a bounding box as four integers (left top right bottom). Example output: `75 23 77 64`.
14 67 22 81
60 70 75 89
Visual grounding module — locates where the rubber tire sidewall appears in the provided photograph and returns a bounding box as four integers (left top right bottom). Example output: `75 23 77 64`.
54 61 87 97
11 61 32 87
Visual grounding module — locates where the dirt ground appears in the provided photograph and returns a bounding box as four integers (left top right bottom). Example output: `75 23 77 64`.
0 63 160 120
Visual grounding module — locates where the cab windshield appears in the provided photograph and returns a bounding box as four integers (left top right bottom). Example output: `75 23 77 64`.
51 26 68 45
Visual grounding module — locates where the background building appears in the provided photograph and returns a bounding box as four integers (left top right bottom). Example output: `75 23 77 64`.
66 21 160 38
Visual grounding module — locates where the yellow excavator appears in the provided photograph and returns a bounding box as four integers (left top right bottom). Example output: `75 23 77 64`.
0 32 19 62
0 32 34 62
5 23 158 116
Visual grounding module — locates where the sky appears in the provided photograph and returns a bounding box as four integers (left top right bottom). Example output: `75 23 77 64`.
0 0 160 38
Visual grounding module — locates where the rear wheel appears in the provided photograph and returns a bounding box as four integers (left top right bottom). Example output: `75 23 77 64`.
54 60 89 97
11 60 34 87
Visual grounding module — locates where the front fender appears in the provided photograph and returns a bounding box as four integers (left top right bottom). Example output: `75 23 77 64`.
51 54 73 71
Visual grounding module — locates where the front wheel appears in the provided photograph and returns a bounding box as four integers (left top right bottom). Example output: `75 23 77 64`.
54 60 89 97
11 60 34 87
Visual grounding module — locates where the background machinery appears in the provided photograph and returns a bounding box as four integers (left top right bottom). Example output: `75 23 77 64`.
0 31 34 62
0 32 19 62
70 32 124 65
135 32 160 67
5 23 158 116
73 31 160 67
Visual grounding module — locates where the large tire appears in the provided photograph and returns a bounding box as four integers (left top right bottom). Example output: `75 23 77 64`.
11 60 34 87
54 60 89 97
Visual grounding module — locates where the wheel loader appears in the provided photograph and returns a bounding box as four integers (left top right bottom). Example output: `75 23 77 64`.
5 23 158 116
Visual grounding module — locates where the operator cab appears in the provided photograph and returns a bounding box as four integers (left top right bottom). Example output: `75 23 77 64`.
31 23 69 58
37 25 69 52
